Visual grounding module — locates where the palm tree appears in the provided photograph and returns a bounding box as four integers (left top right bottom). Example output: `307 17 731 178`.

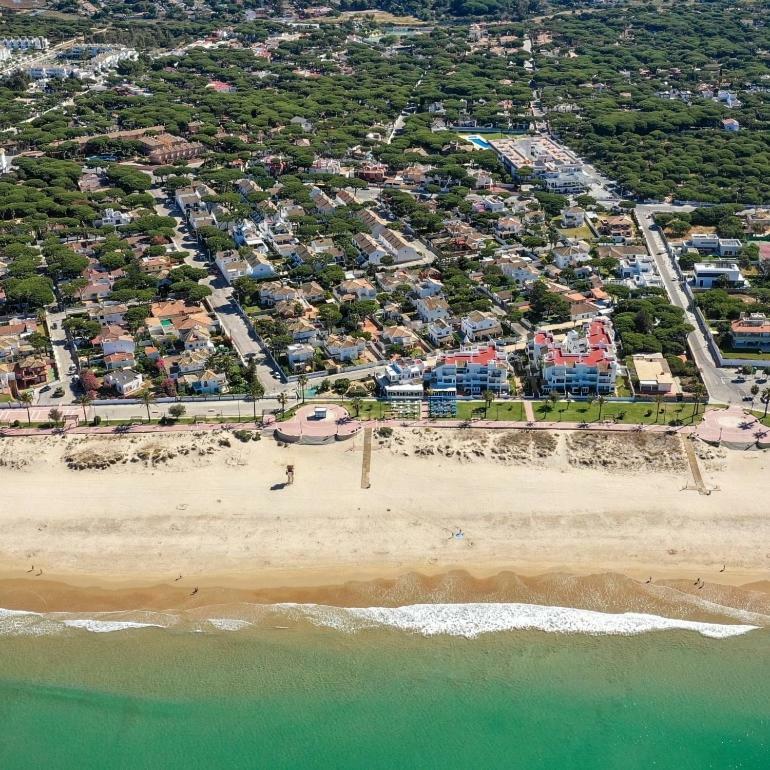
691 384 706 420
277 392 288 417
761 387 770 419
549 391 559 420
655 393 663 424
483 389 495 417
351 397 363 417
597 395 606 422
140 390 155 423
585 396 595 422
48 408 63 427
750 384 759 408
18 390 33 426
248 380 262 422
77 393 92 424
297 374 309 404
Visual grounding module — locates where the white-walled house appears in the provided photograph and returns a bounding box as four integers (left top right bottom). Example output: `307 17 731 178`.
415 296 451 323
427 318 455 347
215 249 276 285
561 206 585 228
692 261 749 289
94 208 133 227
104 368 143 395
324 335 366 363
91 326 136 357
286 343 315 371
460 311 503 341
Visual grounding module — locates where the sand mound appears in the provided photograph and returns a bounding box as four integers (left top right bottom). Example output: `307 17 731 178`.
0 440 39 470
61 433 230 471
382 428 558 465
565 432 687 472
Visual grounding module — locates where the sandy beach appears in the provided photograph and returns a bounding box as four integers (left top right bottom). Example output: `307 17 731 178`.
0 427 768 617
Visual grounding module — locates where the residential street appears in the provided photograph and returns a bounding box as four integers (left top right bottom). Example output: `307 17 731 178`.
38 309 80 406
154 193 278 385
635 204 751 405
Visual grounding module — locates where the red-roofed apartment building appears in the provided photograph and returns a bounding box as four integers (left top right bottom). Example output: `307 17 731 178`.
528 317 618 396
427 344 510 396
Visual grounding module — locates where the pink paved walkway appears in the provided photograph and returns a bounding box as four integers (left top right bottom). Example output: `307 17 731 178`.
271 404 362 444
369 418 695 434
695 406 770 449
0 422 262 438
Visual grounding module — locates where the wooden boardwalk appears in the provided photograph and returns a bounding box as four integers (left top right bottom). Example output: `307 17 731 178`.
681 436 708 495
360 427 373 489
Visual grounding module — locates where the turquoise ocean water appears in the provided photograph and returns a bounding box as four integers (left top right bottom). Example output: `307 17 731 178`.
0 620 767 769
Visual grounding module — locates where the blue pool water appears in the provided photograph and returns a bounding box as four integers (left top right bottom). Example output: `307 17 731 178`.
465 135 492 150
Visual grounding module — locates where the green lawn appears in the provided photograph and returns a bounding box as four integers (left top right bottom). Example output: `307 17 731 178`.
752 410 770 427
533 400 706 425
451 401 525 421
301 399 401 420
353 401 390 419
718 348 770 361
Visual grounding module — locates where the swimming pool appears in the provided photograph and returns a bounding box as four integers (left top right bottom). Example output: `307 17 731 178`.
465 135 493 150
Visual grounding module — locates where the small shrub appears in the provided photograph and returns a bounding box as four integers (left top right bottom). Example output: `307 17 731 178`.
233 429 253 442
11 420 20 428
92 415 102 426
376 427 393 438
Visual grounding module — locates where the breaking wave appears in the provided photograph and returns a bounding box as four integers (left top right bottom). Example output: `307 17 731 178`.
0 603 759 639
285 602 759 639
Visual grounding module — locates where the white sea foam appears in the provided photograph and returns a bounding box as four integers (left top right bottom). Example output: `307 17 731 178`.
284 602 760 639
0 608 41 618
60 619 164 633
0 603 760 638
207 618 252 631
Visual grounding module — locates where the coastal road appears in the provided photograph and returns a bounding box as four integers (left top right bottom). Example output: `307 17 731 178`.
535 124 745 404
635 205 746 405
0 396 291 425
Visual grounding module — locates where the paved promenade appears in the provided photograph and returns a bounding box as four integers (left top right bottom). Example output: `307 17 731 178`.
0 416 695 439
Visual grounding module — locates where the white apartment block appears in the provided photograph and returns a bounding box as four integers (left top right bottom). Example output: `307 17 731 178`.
428 344 510 396
528 317 619 396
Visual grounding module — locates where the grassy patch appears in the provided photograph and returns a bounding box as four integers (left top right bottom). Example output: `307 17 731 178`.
718 347 770 361
533 400 706 425
450 401 525 421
